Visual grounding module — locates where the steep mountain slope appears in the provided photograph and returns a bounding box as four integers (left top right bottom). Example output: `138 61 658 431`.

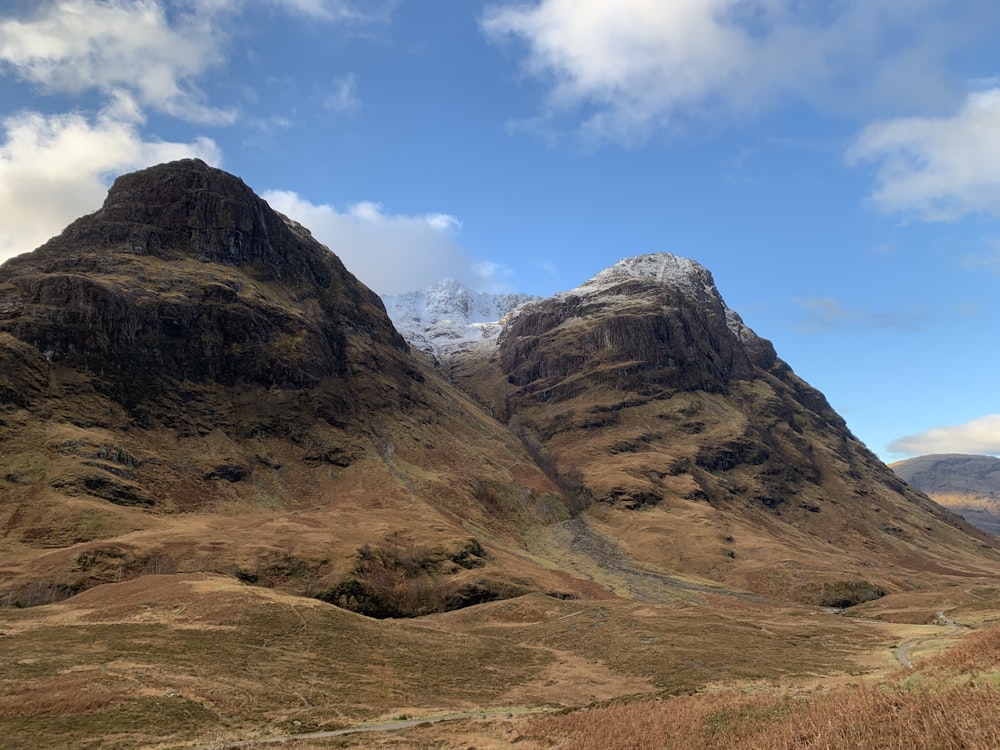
3 161 1000 748
0 159 574 608
892 454 1000 536
449 254 1000 601
382 278 535 361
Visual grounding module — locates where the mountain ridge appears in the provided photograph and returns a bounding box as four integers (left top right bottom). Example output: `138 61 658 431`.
892 453 1000 535
1 159 996 615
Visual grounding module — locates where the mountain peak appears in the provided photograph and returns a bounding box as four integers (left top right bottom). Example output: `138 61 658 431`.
0 159 407 404
18 159 334 284
568 253 716 301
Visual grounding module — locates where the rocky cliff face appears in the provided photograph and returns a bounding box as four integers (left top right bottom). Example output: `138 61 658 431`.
0 159 411 415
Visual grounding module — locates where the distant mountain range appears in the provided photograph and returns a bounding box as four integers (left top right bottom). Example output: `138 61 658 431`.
892 454 1000 536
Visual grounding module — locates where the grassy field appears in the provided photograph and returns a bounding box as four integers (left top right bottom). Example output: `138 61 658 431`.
3 572 996 749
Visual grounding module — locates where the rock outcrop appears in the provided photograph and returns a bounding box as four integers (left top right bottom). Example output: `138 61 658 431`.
0 159 411 416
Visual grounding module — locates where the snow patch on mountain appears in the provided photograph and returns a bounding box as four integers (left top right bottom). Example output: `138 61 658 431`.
556 253 760 343
385 255 762 360
382 278 537 360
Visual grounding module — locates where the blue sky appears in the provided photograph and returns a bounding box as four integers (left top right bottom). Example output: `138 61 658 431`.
1 0 998 461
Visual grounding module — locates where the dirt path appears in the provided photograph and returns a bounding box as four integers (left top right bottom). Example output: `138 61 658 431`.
188 708 551 749
894 611 965 669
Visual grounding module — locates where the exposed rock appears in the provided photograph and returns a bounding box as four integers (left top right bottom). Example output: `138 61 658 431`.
0 159 410 414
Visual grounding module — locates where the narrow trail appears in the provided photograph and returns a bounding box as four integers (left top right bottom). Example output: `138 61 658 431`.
187 707 552 749
893 611 965 669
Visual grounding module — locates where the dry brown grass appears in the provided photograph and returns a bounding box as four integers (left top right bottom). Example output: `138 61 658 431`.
515 625 1000 750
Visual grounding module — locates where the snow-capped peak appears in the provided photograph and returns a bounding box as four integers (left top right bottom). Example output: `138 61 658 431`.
382 279 536 360
556 253 757 342
567 253 715 300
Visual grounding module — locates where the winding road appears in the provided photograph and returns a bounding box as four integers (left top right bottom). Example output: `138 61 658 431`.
893 611 964 669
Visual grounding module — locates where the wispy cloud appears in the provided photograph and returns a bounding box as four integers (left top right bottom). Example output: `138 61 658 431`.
849 88 1000 220
323 73 361 112
962 239 1000 277
270 0 394 23
889 414 1000 457
794 297 928 333
262 190 507 294
0 0 233 123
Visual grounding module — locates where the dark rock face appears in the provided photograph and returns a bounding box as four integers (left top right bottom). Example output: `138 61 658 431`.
0 159 410 414
499 271 776 396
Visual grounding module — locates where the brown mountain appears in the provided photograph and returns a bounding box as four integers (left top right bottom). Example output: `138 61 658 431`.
892 454 1000 536
3 161 1000 748
0 159 574 611
448 254 1000 602
1 160 997 615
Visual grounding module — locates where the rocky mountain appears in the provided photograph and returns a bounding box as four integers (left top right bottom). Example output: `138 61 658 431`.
382 278 535 361
1 160 997 617
0 159 571 610
446 253 1000 600
892 454 1000 536
6 159 1000 750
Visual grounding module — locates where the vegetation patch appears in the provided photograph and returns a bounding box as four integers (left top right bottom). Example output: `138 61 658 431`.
817 580 886 608
317 535 524 617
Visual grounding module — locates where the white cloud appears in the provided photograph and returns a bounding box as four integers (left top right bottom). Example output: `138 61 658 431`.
889 414 1000 457
270 0 377 22
262 190 506 295
481 0 994 145
0 101 220 261
849 88 1000 220
0 0 385 262
0 0 234 124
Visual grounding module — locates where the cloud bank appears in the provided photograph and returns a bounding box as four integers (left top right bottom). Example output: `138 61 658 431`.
0 100 220 259
263 190 507 295
890 414 1000 457
850 88 1000 220
481 0 992 145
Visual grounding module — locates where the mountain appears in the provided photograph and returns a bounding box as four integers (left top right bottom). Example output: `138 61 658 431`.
3 161 1000 748
0 159 574 610
382 278 536 360
446 253 1000 601
892 454 1000 536
1 160 996 613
